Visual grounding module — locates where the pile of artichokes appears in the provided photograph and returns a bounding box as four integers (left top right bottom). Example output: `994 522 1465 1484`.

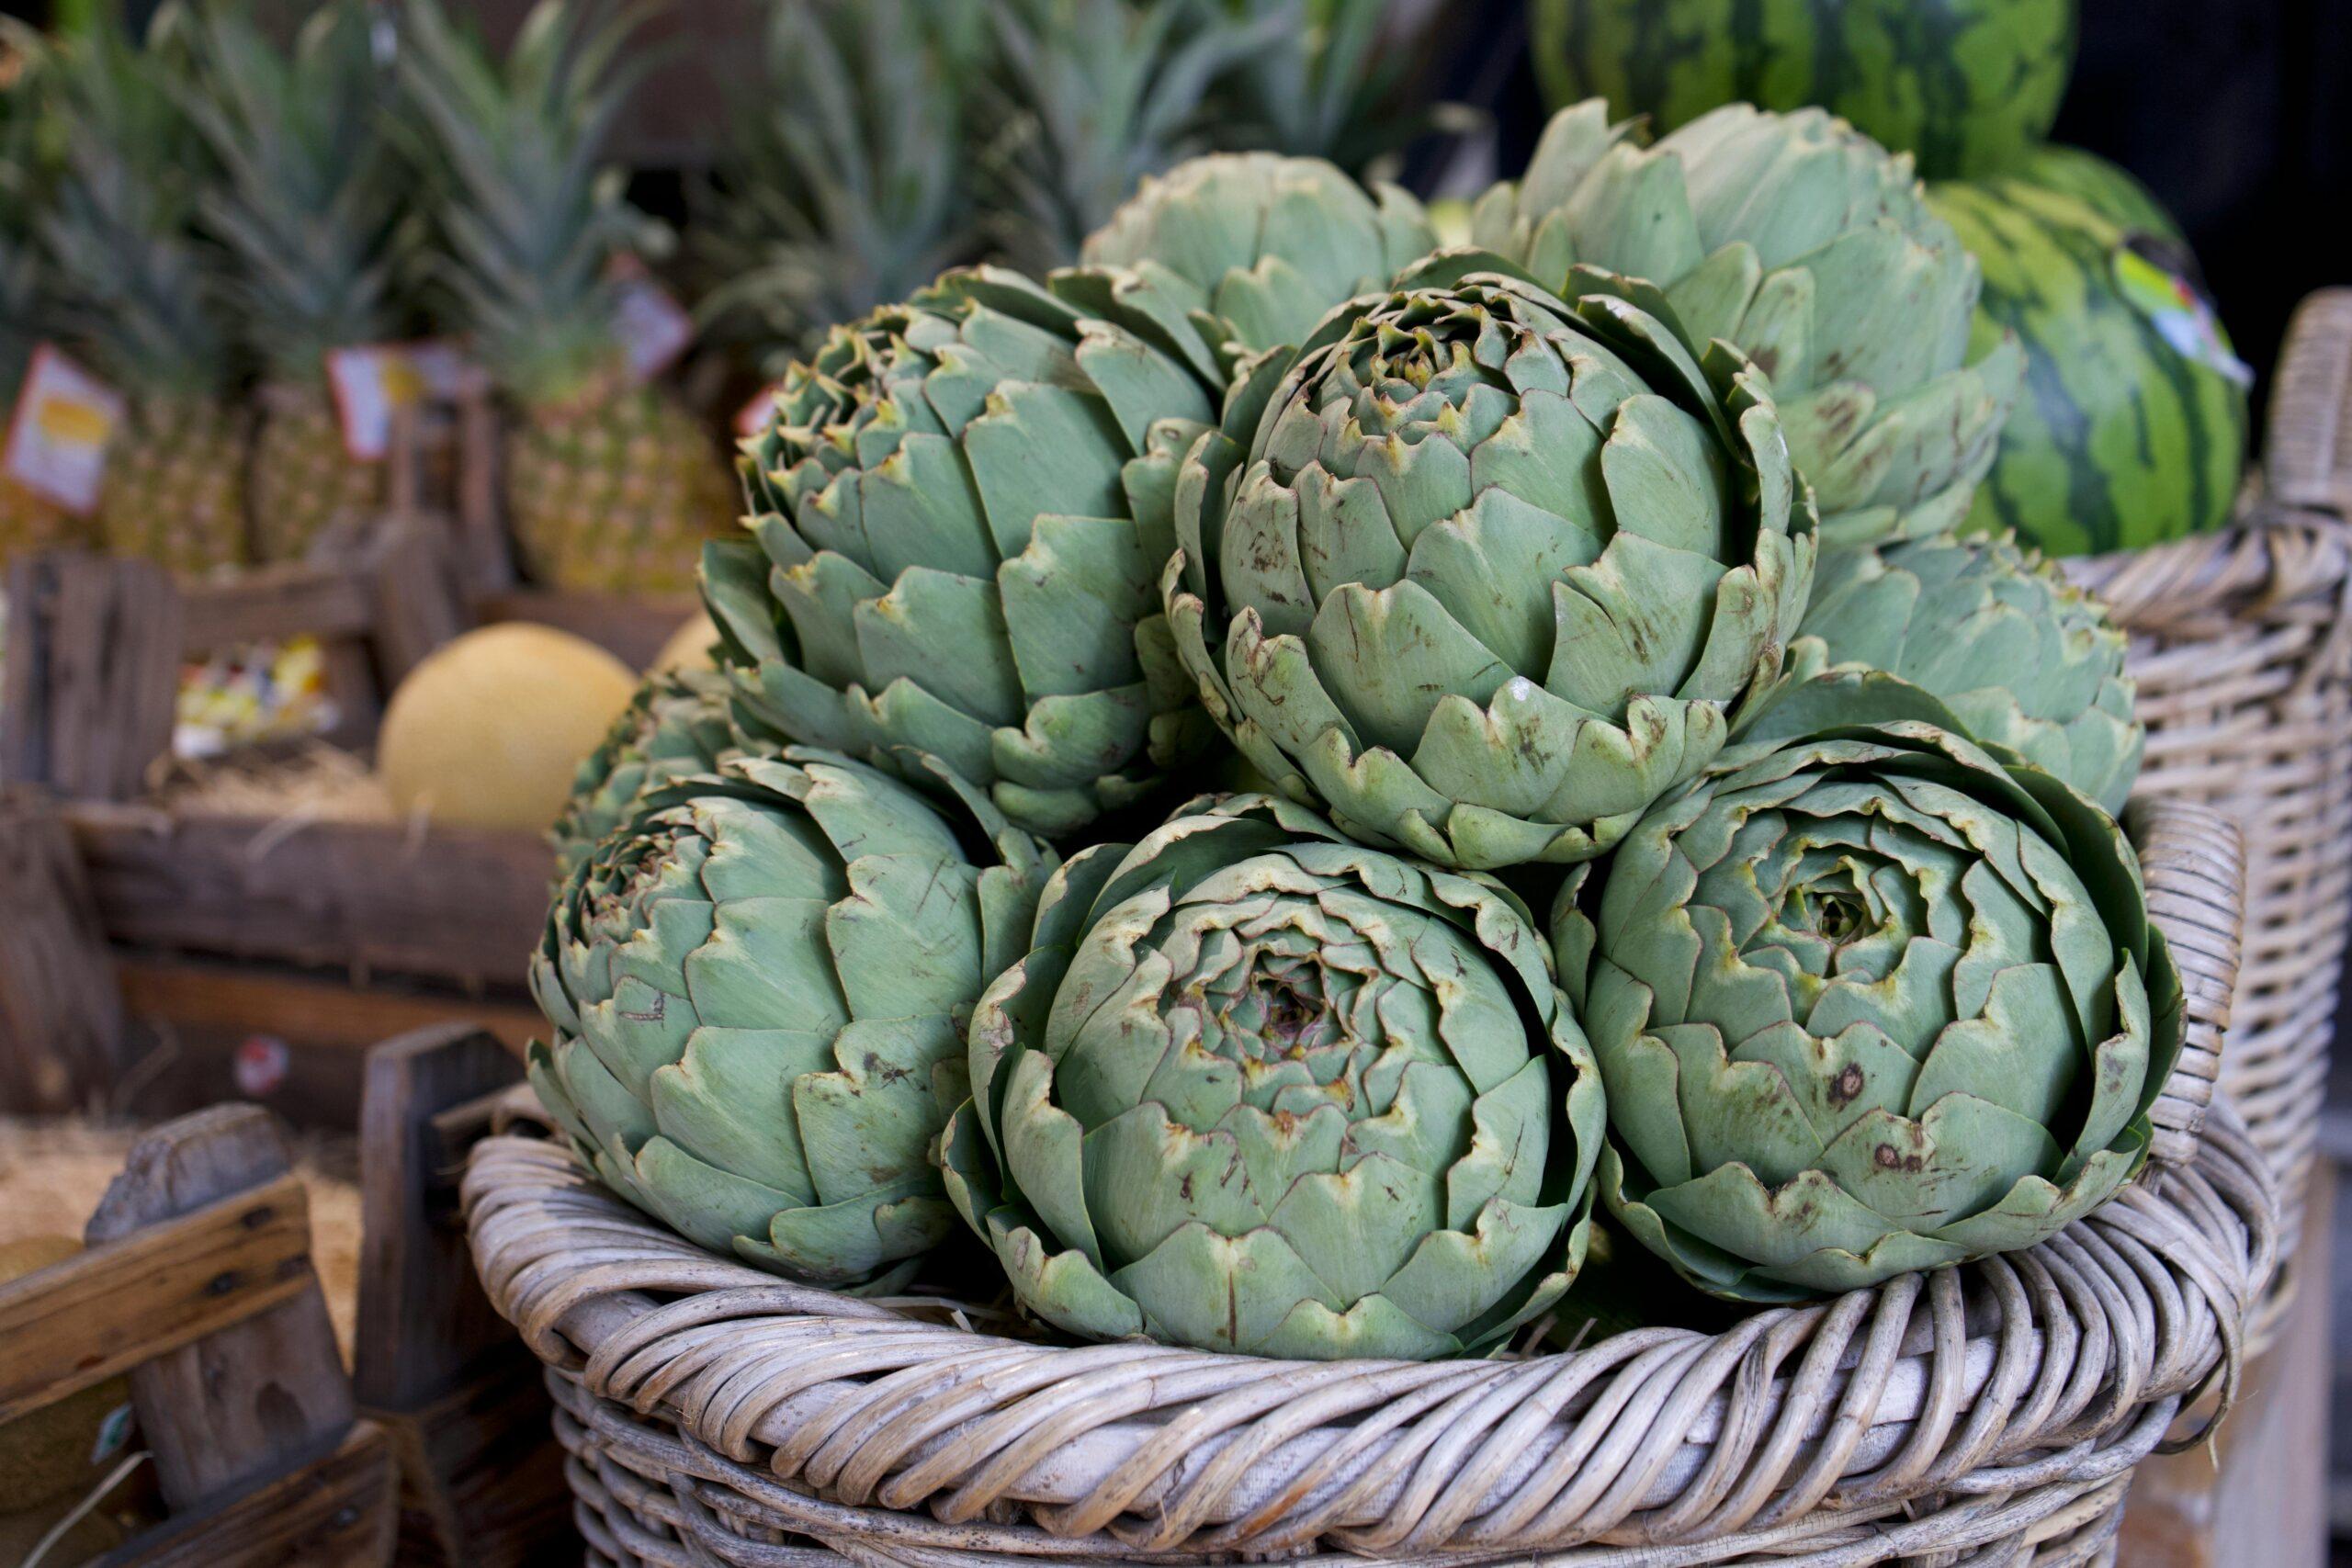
530 98 2182 1359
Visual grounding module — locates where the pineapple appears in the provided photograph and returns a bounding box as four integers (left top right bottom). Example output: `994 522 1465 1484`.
1 42 80 565
399 0 731 594
982 0 1269 272
694 0 982 370
25 9 248 578
181 2 410 563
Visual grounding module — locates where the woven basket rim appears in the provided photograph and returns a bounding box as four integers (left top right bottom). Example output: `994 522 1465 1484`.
463 797 2281 1561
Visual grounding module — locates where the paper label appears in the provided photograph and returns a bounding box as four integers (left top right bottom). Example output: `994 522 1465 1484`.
234 1034 292 1098
325 339 474 461
2 344 125 514
2113 241 2255 389
736 378 786 439
92 1403 136 1465
608 255 694 384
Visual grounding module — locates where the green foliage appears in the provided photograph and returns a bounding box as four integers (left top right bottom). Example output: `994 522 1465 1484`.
177 0 414 386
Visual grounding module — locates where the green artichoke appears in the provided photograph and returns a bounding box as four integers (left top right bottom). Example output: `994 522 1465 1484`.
1080 152 1437 355
707 265 1232 840
1554 722 2181 1303
1471 101 2022 547
1162 261 1815 871
940 793 1605 1359
527 750 1055 1291
1754 530 2143 814
550 669 741 874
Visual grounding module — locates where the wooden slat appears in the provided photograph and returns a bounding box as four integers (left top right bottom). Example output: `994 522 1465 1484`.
178 561 378 654
477 586 700 669
96 1421 397 1567
0 1172 313 1424
68 804 551 985
0 790 127 1111
118 955 541 1054
377 1359 571 1567
88 1107 357 1511
0 552 183 799
356 1028 526 1411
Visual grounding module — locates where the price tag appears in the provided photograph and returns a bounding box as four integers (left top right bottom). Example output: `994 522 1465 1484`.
2113 242 2255 389
736 378 786 439
325 339 474 461
2 344 125 514
234 1034 292 1098
608 255 694 384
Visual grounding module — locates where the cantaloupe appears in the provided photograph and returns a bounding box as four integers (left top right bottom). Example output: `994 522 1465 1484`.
378 624 636 831
648 608 719 674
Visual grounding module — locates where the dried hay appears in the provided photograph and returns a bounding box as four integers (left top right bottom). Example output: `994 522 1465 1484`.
0 1117 366 1361
147 742 400 828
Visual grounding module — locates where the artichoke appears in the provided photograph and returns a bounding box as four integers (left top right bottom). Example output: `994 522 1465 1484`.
550 668 741 874
1163 261 1816 871
940 793 1604 1359
527 750 1055 1291
1553 722 2181 1303
1471 101 2022 547
707 265 1230 840
1080 152 1438 355
1754 530 2143 814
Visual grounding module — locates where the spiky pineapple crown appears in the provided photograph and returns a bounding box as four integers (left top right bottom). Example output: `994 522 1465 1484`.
982 0 1273 274
178 1 412 390
693 0 981 369
16 6 235 402
397 0 662 408
0 42 49 395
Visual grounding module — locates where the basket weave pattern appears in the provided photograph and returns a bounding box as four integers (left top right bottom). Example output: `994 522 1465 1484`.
465 800 2278 1567
2063 289 2352 1284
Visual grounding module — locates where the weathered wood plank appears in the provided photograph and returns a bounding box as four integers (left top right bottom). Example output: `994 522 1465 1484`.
87 1106 357 1510
0 1173 313 1424
356 1027 526 1410
118 955 540 1053
476 586 699 670
357 1026 571 1565
0 551 182 799
179 561 377 653
96 1422 397 1568
0 789 127 1111
68 804 550 985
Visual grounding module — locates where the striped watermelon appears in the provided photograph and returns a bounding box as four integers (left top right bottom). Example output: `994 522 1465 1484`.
1530 0 2077 179
2007 144 2182 242
1928 176 2247 557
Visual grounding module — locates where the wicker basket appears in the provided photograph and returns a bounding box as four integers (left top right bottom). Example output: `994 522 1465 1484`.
2063 288 2352 1319
464 798 2277 1567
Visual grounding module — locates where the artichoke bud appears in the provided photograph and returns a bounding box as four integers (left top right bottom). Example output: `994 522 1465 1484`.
1472 99 2024 547
940 793 1607 1359
1162 266 1816 872
549 667 746 875
1080 152 1441 362
1555 721 2182 1303
704 265 1233 841
1751 530 2143 814
527 749 1057 1292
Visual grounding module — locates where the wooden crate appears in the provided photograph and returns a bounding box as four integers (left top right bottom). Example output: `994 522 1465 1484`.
0 532 548 1122
354 1025 571 1566
0 1104 396 1564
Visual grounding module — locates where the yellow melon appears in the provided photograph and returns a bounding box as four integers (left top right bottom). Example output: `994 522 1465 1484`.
378 624 636 831
648 608 719 673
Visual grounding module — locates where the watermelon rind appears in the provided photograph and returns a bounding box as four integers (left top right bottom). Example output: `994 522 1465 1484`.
1927 176 2247 558
1531 0 2079 181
